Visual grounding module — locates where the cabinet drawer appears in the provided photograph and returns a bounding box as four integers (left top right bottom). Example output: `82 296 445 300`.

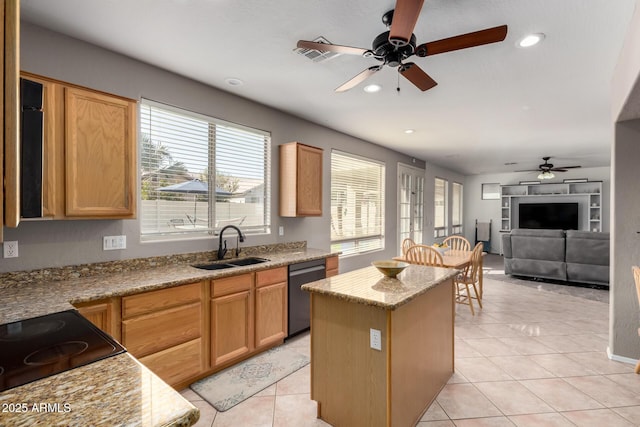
122 302 201 357
211 273 252 297
256 267 287 288
138 338 203 386
122 282 201 319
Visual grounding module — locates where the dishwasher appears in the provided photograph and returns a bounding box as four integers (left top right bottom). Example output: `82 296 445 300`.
288 258 326 338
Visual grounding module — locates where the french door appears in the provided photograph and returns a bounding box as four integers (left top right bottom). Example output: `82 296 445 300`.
397 163 425 255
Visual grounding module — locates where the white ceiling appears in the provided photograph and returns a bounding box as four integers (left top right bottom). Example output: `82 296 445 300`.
20 0 636 176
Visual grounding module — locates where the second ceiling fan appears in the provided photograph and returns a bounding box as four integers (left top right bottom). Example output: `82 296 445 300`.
297 0 508 93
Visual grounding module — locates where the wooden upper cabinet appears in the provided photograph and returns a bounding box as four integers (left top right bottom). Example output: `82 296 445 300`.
279 142 323 217
65 87 136 217
19 72 137 219
2 0 20 238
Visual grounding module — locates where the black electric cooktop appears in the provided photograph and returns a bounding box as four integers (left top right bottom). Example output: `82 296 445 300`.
0 310 125 392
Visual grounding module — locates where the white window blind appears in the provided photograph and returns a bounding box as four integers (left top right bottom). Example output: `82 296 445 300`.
330 150 385 256
140 100 271 240
452 182 463 234
434 177 448 238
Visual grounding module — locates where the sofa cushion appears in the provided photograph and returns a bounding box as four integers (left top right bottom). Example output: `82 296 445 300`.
506 258 567 281
565 231 610 266
510 228 566 238
510 234 565 262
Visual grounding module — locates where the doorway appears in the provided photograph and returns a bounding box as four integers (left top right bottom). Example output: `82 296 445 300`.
397 163 425 255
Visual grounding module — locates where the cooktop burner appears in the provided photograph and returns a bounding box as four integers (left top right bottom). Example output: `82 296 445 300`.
0 310 125 392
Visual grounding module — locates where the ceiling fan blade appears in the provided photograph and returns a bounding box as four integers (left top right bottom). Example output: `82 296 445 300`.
335 66 382 92
515 169 543 172
551 166 582 171
399 62 437 91
297 40 368 56
389 0 425 47
416 25 508 57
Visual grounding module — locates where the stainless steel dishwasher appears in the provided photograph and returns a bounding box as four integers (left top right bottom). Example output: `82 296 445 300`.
288 258 326 338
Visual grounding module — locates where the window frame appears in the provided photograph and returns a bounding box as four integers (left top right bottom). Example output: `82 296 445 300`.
139 99 271 242
434 177 449 238
451 182 463 235
330 150 386 257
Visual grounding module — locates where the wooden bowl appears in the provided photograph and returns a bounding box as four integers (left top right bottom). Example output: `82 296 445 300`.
372 260 409 278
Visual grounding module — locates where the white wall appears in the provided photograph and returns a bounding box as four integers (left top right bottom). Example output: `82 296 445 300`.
463 167 611 254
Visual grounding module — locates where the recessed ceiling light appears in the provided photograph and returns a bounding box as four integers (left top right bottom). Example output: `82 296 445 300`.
363 84 382 93
404 129 415 134
518 33 545 48
225 77 244 86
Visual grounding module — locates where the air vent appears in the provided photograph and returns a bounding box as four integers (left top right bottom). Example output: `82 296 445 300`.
294 36 341 63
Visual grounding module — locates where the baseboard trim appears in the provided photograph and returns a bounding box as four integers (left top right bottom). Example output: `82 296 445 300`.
607 346 638 365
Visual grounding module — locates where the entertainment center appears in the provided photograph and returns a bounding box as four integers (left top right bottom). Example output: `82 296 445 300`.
500 181 602 232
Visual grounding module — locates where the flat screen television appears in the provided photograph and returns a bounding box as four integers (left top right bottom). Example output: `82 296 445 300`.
518 203 579 230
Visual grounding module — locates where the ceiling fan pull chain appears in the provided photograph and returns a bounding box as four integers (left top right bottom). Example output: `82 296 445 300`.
397 71 401 94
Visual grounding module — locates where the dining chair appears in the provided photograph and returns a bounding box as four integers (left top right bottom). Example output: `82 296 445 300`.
405 244 444 267
455 242 484 315
401 237 416 256
443 235 471 251
633 266 640 374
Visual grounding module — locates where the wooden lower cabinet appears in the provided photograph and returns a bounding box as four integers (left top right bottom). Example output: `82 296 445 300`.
121 282 205 388
210 273 254 367
326 255 339 277
74 298 121 341
255 267 287 349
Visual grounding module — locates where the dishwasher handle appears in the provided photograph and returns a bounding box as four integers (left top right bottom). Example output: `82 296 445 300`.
289 265 326 277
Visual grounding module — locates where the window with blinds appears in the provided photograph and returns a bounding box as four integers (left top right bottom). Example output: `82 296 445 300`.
434 177 448 238
140 100 271 240
452 182 463 234
330 150 385 256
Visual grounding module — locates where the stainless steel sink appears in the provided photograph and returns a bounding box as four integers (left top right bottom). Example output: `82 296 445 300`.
192 257 269 270
228 257 269 266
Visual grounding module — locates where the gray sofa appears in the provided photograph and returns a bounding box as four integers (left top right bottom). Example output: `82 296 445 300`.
502 229 609 287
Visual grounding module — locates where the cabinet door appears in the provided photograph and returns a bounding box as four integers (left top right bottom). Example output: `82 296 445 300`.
296 144 323 216
255 281 287 349
74 298 121 341
211 290 254 367
65 87 136 217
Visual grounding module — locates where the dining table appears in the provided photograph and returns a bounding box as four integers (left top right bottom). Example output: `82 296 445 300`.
393 249 485 298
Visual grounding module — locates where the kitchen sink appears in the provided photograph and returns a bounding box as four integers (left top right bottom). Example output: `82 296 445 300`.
192 257 269 270
192 262 236 270
228 257 269 266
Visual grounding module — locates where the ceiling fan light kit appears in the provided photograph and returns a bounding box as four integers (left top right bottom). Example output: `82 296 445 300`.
537 171 555 180
296 0 508 93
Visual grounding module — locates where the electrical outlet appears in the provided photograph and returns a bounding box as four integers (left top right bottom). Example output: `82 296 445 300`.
3 241 19 258
103 235 127 250
279 226 284 236
370 328 382 351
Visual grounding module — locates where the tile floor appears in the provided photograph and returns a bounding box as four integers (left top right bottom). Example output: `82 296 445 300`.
181 265 640 426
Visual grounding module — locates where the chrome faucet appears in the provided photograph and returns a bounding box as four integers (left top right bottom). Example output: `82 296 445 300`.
217 225 245 260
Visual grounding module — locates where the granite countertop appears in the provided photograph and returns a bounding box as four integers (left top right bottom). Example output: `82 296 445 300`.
301 264 458 310
0 353 199 427
0 247 336 325
0 243 337 427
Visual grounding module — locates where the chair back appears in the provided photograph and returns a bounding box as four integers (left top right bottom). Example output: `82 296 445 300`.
401 238 416 256
466 242 484 281
443 235 471 251
406 244 444 267
634 266 640 309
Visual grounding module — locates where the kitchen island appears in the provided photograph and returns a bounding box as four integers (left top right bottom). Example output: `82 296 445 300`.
302 264 458 427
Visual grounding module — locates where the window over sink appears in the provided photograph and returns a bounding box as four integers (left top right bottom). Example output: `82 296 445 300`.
139 100 271 240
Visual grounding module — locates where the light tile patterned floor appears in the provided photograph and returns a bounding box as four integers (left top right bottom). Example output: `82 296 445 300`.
182 267 640 426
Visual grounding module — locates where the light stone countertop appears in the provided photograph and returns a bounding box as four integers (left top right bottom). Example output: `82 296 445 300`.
301 264 459 310
0 245 336 427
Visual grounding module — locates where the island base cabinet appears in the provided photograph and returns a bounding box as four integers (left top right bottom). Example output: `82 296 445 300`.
310 278 454 427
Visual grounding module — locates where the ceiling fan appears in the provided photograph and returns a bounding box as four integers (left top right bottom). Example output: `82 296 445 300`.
516 157 582 179
296 0 508 93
